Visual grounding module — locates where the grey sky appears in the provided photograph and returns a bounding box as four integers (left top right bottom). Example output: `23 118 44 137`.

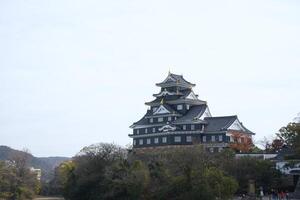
1 0 299 157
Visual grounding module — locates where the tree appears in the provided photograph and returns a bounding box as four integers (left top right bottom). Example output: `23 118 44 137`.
56 144 240 200
58 143 127 200
223 156 282 194
0 150 39 200
229 132 254 153
105 160 150 200
0 161 15 199
9 149 38 200
204 167 238 200
277 122 300 156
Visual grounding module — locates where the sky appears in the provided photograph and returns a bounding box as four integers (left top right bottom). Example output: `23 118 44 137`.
0 0 299 157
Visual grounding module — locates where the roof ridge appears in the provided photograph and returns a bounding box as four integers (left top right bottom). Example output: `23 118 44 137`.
222 116 238 129
205 115 237 119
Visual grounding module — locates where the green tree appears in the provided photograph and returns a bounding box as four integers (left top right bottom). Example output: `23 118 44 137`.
9 150 38 200
223 156 282 194
0 152 38 200
105 160 150 200
277 122 300 155
58 143 126 200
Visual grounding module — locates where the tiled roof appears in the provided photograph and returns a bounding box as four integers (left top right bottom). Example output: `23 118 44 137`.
204 116 237 132
204 116 255 135
156 73 196 88
173 105 208 124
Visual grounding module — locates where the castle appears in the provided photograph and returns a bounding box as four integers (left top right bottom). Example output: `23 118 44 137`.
129 72 255 152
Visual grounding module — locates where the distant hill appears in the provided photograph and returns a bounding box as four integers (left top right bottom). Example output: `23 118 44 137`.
0 145 69 181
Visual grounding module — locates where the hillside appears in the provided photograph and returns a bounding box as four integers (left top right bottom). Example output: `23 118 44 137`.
0 145 69 181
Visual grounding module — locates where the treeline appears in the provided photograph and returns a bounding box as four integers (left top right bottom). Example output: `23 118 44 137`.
48 143 283 200
0 152 39 200
264 122 300 158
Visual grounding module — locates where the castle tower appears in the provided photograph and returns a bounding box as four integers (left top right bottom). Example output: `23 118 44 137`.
129 72 255 152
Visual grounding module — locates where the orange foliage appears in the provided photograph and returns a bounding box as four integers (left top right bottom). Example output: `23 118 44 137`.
229 131 253 153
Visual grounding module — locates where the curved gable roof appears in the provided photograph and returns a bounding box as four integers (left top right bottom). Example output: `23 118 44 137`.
204 116 237 132
204 116 255 135
173 104 208 124
156 73 196 88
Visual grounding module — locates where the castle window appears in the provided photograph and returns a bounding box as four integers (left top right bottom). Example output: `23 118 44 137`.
174 136 181 142
147 138 151 144
186 104 190 110
133 139 136 145
177 104 183 110
162 137 167 143
186 136 192 142
150 118 153 123
139 139 143 145
168 116 172 121
158 117 164 122
136 129 139 134
191 125 195 130
152 127 156 133
219 135 223 142
154 138 159 144
145 128 148 134
211 135 215 142
183 125 186 130
203 136 206 142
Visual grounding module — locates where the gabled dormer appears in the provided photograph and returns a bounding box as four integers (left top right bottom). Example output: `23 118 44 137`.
153 105 171 115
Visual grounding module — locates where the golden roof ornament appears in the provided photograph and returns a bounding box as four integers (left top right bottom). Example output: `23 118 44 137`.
160 98 164 105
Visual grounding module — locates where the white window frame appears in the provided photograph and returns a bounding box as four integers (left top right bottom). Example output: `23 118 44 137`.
158 117 164 122
203 136 206 142
183 125 186 130
186 104 190 110
136 129 139 134
174 136 181 142
168 116 172 121
154 137 159 144
186 136 192 142
139 139 143 145
201 125 205 132
150 118 153 123
162 137 167 143
147 138 151 144
152 127 155 133
191 125 195 130
145 128 148 134
211 135 215 142
219 135 223 142
177 104 183 110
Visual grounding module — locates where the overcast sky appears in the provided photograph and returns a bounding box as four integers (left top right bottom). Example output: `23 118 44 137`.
1 0 299 157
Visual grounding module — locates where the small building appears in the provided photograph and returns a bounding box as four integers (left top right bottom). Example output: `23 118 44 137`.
30 167 42 181
129 72 255 152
